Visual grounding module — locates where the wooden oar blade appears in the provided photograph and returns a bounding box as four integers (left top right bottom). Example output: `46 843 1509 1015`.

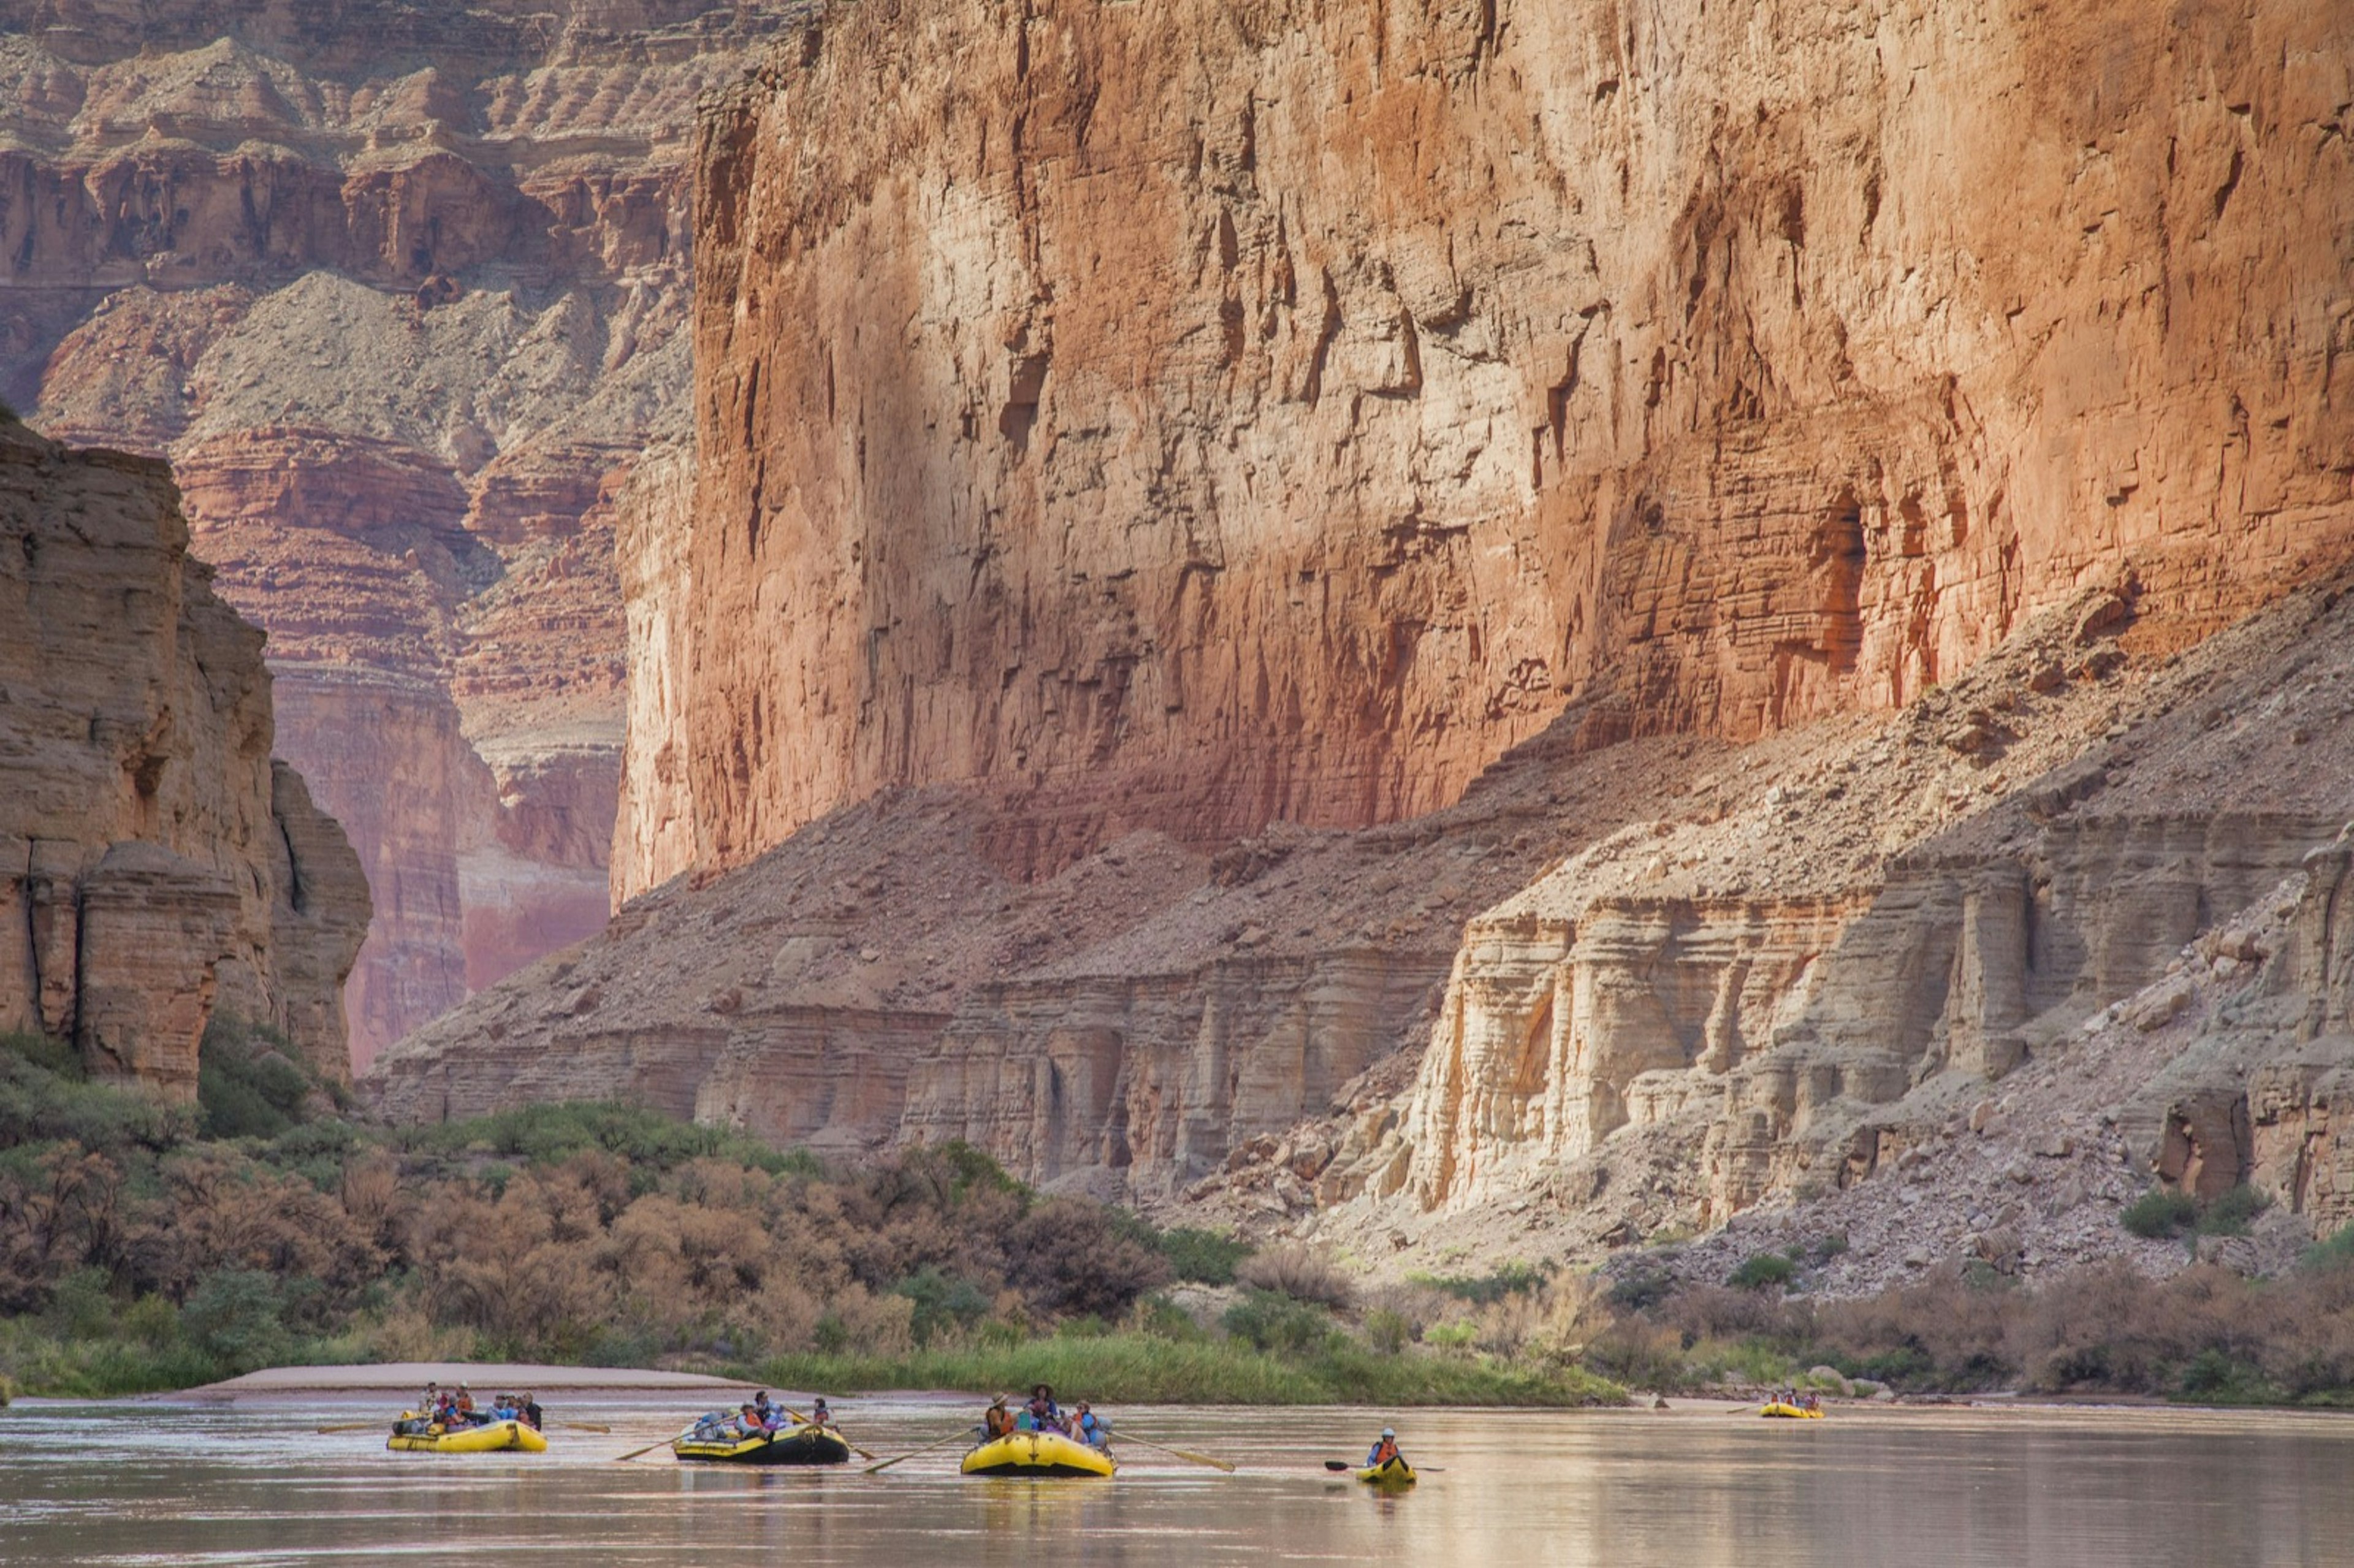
560 1422 611 1433
1162 1447 1236 1473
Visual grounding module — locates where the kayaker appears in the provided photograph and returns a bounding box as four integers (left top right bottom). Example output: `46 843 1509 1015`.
983 1395 1015 1439
1366 1428 1402 1467
1072 1401 1108 1448
1027 1383 1065 1434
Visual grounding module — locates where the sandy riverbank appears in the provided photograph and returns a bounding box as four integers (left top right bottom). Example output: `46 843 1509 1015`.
167 1362 757 1402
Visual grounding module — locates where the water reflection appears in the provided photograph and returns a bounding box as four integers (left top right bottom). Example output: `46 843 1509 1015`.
1 1397 2348 1567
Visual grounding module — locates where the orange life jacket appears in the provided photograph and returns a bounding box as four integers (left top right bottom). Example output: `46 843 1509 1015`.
985 1406 1014 1437
1371 1439 1398 1466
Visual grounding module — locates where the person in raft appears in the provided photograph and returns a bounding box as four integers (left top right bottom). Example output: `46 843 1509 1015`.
752 1391 777 1428
809 1398 833 1428
1072 1401 1108 1448
1026 1383 1067 1434
983 1395 1016 1439
1366 1427 1403 1468
518 1391 543 1431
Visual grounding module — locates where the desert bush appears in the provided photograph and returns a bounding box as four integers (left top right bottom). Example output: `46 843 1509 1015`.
180 1269 289 1372
1157 1226 1251 1284
2121 1188 2199 1239
895 1266 994 1345
1727 1251 1798 1291
1224 1290 1341 1357
2196 1185 2271 1237
1362 1306 1412 1355
1235 1243 1354 1308
1417 1260 1546 1304
197 1017 330 1140
1004 1199 1171 1318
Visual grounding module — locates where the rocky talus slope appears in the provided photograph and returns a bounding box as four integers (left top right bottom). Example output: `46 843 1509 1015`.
0 416 367 1092
630 0 2353 896
0 1 807 1064
382 0 2354 1286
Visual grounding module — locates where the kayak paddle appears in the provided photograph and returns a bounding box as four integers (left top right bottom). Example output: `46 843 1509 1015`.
1326 1458 1443 1472
1117 1432 1235 1472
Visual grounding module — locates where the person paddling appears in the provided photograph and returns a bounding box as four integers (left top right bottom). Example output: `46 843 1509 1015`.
1366 1427 1403 1468
1026 1383 1065 1435
983 1395 1015 1439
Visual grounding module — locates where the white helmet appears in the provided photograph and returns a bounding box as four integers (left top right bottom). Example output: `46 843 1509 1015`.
1381 1427 1395 1438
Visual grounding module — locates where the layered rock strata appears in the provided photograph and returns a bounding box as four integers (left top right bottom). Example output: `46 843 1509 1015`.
0 417 367 1092
1 2 809 1063
639 0 2354 896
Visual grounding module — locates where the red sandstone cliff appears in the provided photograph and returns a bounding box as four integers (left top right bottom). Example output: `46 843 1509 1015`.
0 2 809 1065
0 415 367 1092
381 0 2354 1288
625 0 2353 897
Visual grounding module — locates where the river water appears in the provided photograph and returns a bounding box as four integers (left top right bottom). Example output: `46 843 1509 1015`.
2 1395 2350 1567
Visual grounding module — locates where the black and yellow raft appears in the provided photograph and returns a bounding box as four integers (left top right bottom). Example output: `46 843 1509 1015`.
674 1423 852 1466
959 1430 1117 1477
1759 1402 1826 1420
1355 1455 1417 1487
387 1414 548 1453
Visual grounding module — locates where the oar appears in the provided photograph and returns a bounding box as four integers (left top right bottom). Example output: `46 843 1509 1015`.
613 1434 682 1463
864 1422 977 1474
779 1404 875 1461
316 1421 388 1433
1115 1431 1235 1473
558 1421 611 1433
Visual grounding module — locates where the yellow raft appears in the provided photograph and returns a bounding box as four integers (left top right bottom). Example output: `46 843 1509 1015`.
386 1414 549 1453
959 1431 1116 1477
1759 1402 1826 1420
1356 1456 1417 1487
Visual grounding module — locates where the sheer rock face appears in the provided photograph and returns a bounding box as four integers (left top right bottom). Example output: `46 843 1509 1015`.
0 2 809 1064
0 419 368 1094
647 0 2354 896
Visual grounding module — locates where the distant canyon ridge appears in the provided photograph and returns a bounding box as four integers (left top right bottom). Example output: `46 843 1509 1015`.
0 0 810 1067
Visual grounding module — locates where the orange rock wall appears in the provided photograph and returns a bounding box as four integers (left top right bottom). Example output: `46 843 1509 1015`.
653 0 2354 891
0 419 368 1092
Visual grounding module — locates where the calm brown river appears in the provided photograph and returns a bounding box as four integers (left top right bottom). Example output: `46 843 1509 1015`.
3 1396 2350 1566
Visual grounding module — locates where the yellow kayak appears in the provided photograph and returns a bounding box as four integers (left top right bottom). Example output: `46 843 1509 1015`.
1356 1455 1417 1487
959 1431 1116 1477
1759 1402 1826 1420
386 1414 548 1453
674 1423 851 1465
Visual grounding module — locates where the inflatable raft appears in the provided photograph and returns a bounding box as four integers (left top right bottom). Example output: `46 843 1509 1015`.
959 1431 1116 1477
387 1415 547 1453
674 1423 852 1465
1759 1402 1826 1419
1356 1455 1417 1487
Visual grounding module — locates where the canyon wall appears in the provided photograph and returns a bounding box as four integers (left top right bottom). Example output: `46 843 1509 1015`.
0 416 368 1093
638 0 2354 897
383 0 2354 1285
0 1 809 1064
